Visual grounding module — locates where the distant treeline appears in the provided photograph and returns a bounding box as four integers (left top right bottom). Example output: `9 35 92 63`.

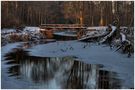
1 1 134 28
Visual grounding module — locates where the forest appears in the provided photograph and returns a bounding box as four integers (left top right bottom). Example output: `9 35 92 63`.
1 1 134 28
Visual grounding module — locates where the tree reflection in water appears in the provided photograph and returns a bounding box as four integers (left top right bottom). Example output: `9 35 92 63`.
4 48 121 89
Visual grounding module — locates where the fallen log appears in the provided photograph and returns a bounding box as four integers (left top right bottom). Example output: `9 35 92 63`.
99 25 117 44
78 28 109 42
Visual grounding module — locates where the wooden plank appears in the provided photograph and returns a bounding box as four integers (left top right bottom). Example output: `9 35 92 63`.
40 24 85 28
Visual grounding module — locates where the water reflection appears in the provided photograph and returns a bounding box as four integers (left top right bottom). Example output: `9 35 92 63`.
4 48 121 89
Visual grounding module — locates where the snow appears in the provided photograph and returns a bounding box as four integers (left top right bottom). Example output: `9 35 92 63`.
100 25 116 43
1 42 33 89
87 26 107 30
26 40 134 88
54 32 77 37
120 32 131 45
54 31 77 37
1 29 16 34
120 26 128 29
1 27 44 46
120 32 126 41
1 26 134 89
79 30 107 41
1 26 40 36
108 25 117 37
23 26 40 33
1 43 23 57
87 26 127 32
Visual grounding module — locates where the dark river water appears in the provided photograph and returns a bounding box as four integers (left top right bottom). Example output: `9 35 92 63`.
2 47 122 89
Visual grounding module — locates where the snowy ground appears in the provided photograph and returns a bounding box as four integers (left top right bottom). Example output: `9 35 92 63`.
26 40 134 88
1 26 44 46
1 26 134 89
1 41 134 89
1 43 32 89
54 31 77 37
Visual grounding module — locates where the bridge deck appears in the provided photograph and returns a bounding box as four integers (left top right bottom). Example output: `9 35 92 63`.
40 24 87 29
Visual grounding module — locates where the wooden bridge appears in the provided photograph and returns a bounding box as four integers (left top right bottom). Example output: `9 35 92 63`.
39 24 87 39
39 24 87 30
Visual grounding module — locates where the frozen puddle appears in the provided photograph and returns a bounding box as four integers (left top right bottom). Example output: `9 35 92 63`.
1 41 134 89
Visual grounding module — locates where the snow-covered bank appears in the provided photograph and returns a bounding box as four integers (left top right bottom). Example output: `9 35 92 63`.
1 26 45 46
23 26 40 33
1 42 32 89
1 43 23 57
1 29 16 34
26 40 134 88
